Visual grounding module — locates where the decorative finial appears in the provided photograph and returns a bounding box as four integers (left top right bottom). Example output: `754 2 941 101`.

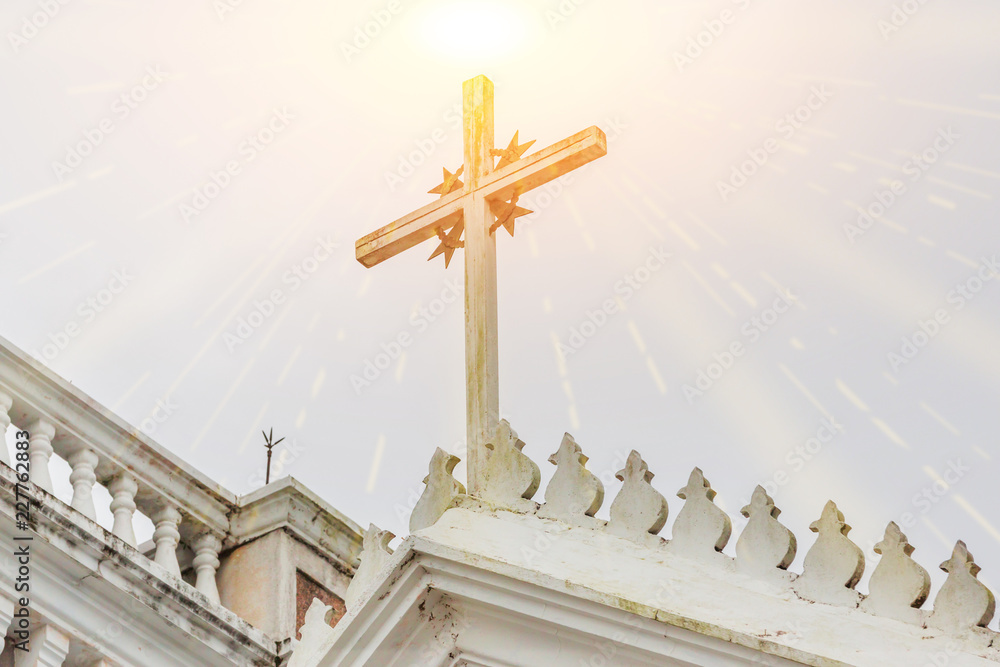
410 448 466 532
860 522 929 624
605 450 667 547
538 433 604 525
479 420 540 511
929 540 996 632
794 500 864 606
344 524 396 612
670 467 732 562
735 485 795 577
287 599 336 667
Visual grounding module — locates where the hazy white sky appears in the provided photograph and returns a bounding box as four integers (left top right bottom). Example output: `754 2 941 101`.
2 0 999 593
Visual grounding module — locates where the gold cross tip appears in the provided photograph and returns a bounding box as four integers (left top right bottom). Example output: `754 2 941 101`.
492 131 536 170
427 165 464 197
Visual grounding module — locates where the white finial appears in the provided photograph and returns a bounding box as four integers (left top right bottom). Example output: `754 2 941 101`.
669 467 732 563
794 500 864 606
410 448 465 532
538 433 604 525
605 450 667 547
860 522 929 624
735 485 795 578
345 524 396 612
478 420 540 512
929 540 996 633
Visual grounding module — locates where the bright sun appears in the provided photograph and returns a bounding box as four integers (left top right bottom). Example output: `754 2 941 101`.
412 1 533 62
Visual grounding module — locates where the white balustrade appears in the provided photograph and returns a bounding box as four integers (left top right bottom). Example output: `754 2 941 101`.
26 418 55 493
108 472 139 547
67 448 99 521
152 504 183 577
192 533 222 605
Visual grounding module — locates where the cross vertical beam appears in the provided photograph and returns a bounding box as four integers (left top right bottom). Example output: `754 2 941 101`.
462 75 497 495
356 75 607 497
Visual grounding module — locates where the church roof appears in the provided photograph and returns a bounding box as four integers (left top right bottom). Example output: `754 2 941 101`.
294 423 1000 667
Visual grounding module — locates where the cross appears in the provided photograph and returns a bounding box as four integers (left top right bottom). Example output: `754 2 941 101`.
356 75 607 494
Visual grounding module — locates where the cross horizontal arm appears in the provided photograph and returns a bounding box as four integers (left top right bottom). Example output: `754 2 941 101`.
356 189 465 268
479 125 606 202
355 126 607 268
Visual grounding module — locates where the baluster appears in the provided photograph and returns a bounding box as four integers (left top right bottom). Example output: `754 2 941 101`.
192 532 222 605
108 472 138 546
0 390 12 466
151 504 182 577
27 418 56 493
67 448 99 520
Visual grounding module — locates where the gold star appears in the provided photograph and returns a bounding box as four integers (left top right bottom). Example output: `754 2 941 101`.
428 222 465 268
427 165 464 197
489 195 532 237
491 131 535 170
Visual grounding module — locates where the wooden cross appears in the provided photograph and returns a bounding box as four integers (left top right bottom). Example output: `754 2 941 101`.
355 75 606 494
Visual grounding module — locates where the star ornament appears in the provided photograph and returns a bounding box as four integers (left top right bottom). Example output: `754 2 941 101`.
428 222 465 268
489 196 532 237
428 165 464 197
491 131 535 170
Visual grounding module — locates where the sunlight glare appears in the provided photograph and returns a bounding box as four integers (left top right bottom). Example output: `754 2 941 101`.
414 1 531 62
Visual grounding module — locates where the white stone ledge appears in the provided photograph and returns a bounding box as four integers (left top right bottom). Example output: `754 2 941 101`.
324 507 1000 667
234 476 363 574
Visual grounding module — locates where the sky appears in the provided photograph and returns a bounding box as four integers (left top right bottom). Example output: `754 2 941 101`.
2 0 999 596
